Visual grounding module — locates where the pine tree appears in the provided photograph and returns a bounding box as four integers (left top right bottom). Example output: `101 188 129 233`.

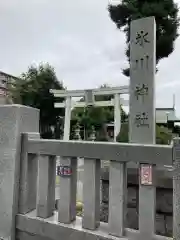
108 0 179 76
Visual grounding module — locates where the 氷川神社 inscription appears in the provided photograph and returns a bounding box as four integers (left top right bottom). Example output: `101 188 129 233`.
131 56 150 70
135 30 150 47
134 83 148 101
129 17 156 144
135 112 149 128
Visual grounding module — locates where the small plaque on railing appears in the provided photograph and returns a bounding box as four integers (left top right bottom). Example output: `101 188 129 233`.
57 166 72 177
140 164 152 185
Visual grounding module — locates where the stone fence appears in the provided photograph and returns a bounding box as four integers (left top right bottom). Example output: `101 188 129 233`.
1 105 179 240
100 163 174 237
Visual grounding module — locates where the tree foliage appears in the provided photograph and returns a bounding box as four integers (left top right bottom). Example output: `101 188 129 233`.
108 0 179 76
116 123 172 144
11 63 65 138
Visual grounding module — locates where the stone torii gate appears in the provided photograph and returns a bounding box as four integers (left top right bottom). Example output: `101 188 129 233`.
51 86 129 202
50 86 129 142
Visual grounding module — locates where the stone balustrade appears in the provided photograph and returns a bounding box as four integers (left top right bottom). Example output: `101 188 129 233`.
16 132 175 240
0 105 179 240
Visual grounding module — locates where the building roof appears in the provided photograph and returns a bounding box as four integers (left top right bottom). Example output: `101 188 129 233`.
0 71 19 81
106 108 180 126
156 108 180 123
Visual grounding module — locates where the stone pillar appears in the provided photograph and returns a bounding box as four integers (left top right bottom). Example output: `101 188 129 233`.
55 97 71 202
129 17 156 238
173 138 180 240
0 105 39 240
63 96 71 141
114 93 121 142
74 123 84 202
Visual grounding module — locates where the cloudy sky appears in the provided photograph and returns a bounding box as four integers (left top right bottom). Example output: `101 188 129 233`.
0 0 180 116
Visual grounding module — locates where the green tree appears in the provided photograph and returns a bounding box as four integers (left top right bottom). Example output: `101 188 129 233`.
11 63 65 138
71 106 108 140
108 0 179 76
116 123 172 144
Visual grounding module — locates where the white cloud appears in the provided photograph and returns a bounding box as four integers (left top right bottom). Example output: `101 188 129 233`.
0 0 180 116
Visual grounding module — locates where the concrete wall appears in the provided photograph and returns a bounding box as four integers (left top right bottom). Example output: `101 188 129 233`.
100 165 173 237
0 105 39 240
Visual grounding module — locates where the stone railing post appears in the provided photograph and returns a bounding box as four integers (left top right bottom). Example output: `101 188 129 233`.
82 126 100 230
173 138 180 240
36 154 56 218
108 161 127 237
19 132 40 214
74 123 84 202
0 105 39 240
58 157 77 223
